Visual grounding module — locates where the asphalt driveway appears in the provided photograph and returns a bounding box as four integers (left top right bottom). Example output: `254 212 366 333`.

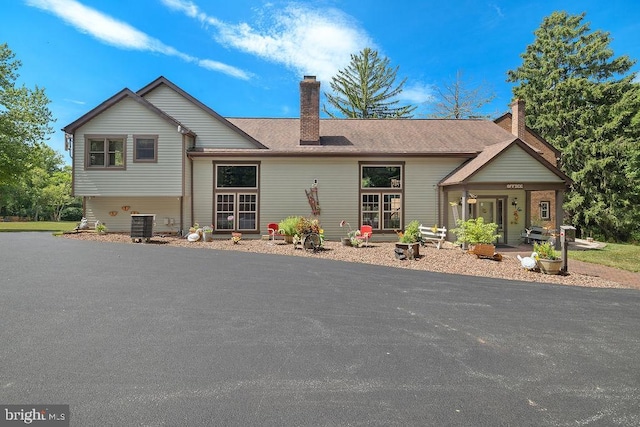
1 233 639 426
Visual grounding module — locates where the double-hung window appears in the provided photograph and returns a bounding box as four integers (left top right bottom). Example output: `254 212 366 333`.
360 163 403 230
86 135 125 169
214 164 259 232
133 135 158 162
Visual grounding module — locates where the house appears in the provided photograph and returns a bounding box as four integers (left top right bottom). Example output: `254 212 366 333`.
62 76 571 246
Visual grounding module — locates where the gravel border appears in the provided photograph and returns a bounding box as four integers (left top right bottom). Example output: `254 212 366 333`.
61 232 630 289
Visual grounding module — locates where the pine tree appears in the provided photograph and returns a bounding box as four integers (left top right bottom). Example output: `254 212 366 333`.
507 11 640 241
323 48 416 119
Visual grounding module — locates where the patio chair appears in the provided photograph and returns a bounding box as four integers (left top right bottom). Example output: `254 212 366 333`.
267 222 281 244
359 225 373 247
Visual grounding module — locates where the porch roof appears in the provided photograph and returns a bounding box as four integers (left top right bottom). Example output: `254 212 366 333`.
439 138 572 187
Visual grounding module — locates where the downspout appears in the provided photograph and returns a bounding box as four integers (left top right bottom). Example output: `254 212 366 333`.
190 154 194 232
180 135 185 236
435 184 441 227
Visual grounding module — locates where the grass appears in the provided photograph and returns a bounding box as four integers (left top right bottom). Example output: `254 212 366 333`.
569 242 640 272
0 221 78 233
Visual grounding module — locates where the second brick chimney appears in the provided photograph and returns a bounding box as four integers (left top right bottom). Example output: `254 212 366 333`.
511 99 526 140
300 76 320 145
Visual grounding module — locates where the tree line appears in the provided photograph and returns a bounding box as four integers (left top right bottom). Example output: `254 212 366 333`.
0 43 80 222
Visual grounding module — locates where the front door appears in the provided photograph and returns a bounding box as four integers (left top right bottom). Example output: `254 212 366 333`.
476 198 505 244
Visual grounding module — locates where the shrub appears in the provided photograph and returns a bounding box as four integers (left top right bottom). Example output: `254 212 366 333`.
278 216 301 236
451 217 501 245
60 207 83 221
398 220 421 243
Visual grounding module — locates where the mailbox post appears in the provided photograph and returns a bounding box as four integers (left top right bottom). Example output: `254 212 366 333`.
560 225 576 273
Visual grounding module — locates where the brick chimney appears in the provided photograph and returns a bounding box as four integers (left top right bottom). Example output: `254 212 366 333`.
511 99 526 140
300 76 320 145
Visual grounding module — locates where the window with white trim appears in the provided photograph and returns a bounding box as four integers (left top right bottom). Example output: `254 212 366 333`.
86 135 125 169
539 200 551 220
214 164 259 231
360 164 403 230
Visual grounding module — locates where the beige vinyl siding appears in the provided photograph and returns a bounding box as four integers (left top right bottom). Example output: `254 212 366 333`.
470 145 564 183
260 157 359 240
182 136 194 232
404 157 464 228
142 85 256 149
192 159 214 228
85 197 181 233
73 98 183 196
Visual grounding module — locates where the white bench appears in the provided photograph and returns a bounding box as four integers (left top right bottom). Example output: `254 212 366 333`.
419 225 447 249
521 226 553 244
74 218 102 232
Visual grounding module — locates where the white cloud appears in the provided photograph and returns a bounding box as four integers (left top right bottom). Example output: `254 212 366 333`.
197 59 251 80
161 0 373 82
26 0 251 79
489 3 505 18
161 0 434 108
63 98 86 105
399 82 435 104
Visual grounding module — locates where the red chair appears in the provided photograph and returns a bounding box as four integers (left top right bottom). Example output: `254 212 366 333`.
267 222 281 243
359 225 373 247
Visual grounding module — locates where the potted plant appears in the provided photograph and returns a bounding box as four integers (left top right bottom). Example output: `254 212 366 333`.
339 220 362 247
534 241 562 275
294 217 324 249
202 225 213 242
95 221 107 234
278 216 301 243
451 217 501 257
395 220 421 258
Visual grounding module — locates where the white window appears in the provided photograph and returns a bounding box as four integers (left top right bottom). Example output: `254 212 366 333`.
540 201 551 220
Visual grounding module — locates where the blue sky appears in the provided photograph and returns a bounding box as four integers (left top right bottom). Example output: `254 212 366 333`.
3 0 640 162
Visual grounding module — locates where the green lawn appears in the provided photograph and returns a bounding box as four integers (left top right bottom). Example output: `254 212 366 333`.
0 221 78 233
569 242 640 272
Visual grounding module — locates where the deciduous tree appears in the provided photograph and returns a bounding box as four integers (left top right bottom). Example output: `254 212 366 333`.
0 43 54 183
429 70 495 119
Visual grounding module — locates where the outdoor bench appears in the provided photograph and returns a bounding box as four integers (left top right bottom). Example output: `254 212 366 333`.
521 226 553 243
419 225 447 249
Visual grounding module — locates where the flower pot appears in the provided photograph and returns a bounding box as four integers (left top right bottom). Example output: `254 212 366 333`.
395 242 420 259
284 235 294 244
537 258 562 275
341 237 352 246
471 243 495 257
